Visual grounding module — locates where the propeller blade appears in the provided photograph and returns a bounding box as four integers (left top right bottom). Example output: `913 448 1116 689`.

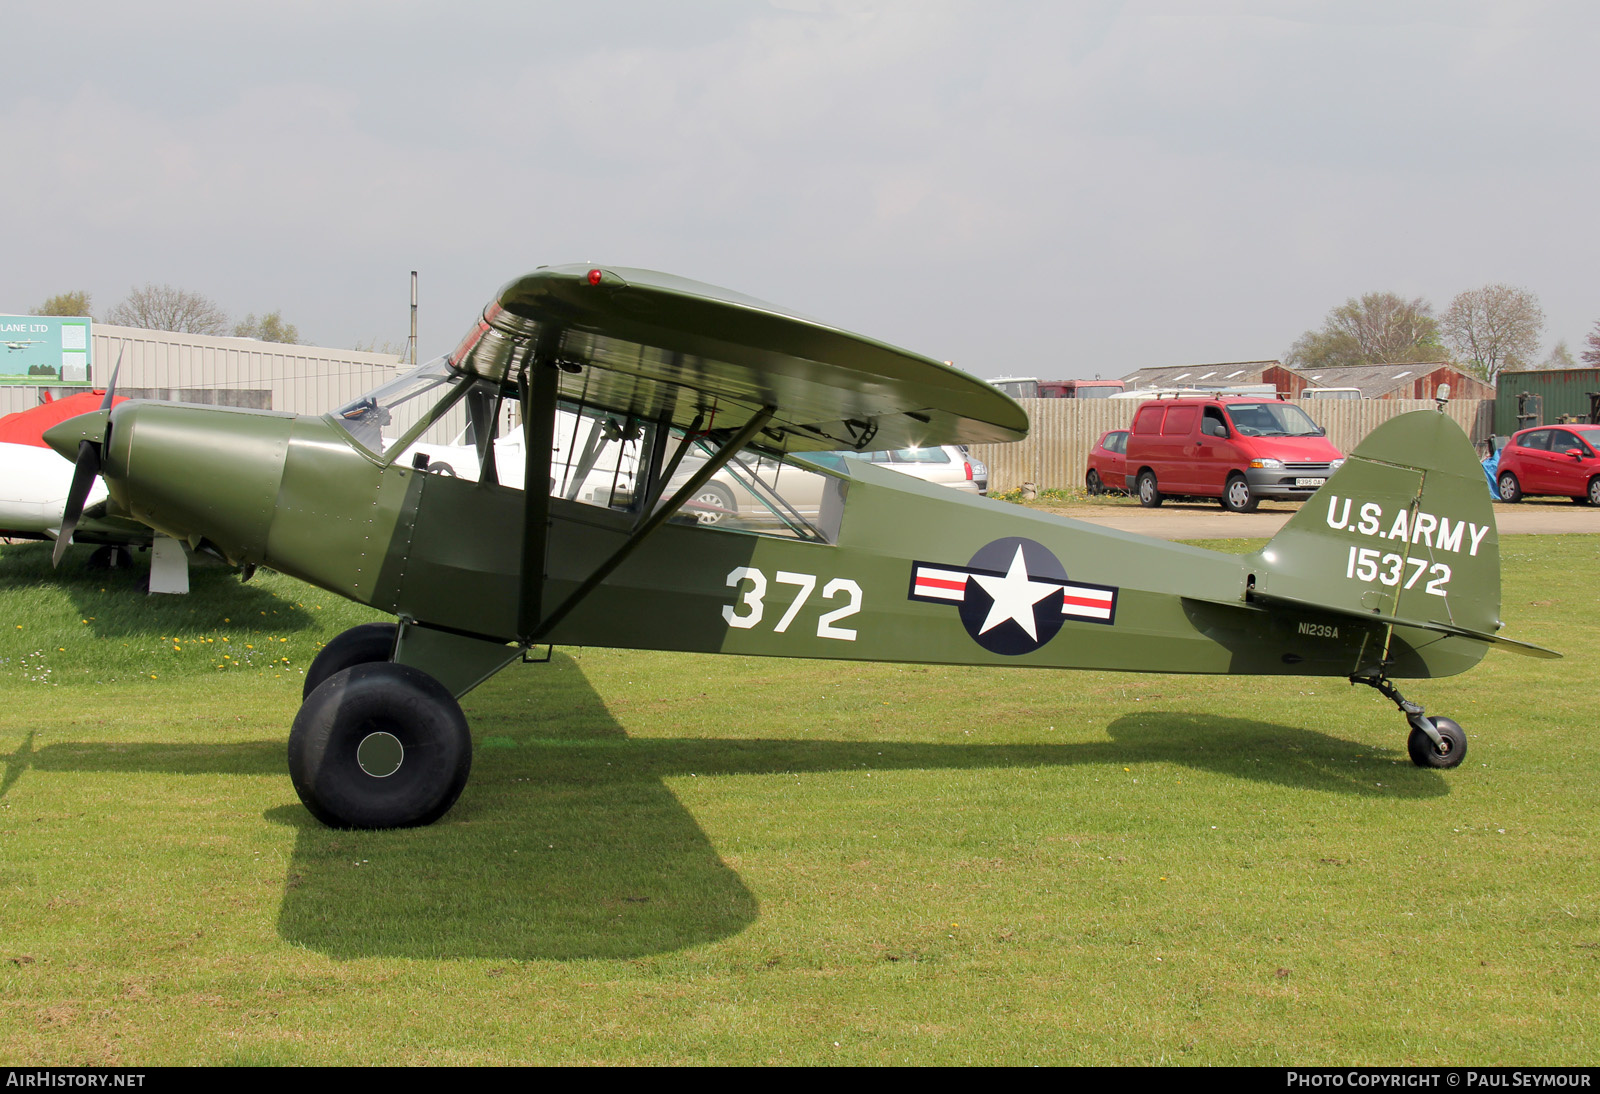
52 440 101 567
99 347 125 411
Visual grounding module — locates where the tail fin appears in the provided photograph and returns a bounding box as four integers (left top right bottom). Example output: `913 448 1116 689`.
1249 410 1556 663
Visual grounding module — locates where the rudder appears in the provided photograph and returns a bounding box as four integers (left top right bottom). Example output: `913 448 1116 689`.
1249 410 1505 660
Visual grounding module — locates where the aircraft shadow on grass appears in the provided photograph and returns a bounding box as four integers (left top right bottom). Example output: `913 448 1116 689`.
0 541 316 639
3 661 1446 962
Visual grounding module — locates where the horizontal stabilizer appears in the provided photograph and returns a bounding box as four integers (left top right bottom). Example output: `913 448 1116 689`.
1246 589 1561 659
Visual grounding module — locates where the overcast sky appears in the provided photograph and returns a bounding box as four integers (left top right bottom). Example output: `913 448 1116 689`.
3 1 1596 379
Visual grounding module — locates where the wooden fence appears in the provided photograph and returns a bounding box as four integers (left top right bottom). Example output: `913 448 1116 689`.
969 398 1494 494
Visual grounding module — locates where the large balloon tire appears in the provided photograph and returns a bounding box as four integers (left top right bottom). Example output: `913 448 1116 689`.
302 622 399 700
288 662 472 829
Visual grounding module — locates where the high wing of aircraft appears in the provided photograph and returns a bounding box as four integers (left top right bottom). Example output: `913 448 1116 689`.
44 265 1556 829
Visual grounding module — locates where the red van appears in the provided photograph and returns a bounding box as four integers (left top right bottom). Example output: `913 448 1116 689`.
1123 397 1344 512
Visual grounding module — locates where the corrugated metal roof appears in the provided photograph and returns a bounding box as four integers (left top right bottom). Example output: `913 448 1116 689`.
1119 361 1279 387
1287 362 1456 397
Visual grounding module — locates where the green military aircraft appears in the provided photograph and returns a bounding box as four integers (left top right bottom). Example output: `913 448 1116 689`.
45 265 1556 829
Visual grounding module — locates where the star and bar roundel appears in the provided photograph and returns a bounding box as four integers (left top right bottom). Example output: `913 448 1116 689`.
908 536 1119 656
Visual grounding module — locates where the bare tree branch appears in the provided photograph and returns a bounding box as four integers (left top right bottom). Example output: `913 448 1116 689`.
105 284 229 335
1441 284 1544 383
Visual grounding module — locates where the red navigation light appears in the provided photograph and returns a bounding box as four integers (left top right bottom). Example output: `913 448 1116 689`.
587 269 602 285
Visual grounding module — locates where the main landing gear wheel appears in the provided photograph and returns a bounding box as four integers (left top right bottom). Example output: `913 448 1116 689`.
1497 471 1521 503
1407 715 1467 769
1222 473 1259 513
303 621 399 699
1349 669 1468 770
289 662 472 829
1137 471 1163 508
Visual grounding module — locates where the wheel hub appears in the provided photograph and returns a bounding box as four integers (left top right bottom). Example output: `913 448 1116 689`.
357 731 405 778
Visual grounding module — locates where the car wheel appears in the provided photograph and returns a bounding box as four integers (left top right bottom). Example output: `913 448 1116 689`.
1086 470 1103 496
1496 471 1521 503
1221 473 1258 513
690 483 737 525
1137 471 1163 508
1585 477 1600 506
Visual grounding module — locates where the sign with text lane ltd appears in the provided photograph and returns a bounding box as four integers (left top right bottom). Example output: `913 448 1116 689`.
0 316 93 383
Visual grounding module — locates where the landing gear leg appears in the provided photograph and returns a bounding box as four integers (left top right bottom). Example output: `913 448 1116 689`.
1349 667 1467 769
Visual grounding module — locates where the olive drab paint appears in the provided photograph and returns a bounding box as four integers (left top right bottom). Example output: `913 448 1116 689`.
40 265 1556 828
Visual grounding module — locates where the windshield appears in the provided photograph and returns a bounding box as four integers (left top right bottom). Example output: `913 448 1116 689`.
332 357 471 456
1225 402 1323 437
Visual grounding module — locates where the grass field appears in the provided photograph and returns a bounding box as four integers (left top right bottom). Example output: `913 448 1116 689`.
0 536 1595 1065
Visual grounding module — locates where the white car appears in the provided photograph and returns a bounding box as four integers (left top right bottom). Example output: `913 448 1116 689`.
838 446 983 494
680 445 981 531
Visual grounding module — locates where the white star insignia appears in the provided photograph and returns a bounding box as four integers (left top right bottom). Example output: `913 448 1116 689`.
969 546 1063 641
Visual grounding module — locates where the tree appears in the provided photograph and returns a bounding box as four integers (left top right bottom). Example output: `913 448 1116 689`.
31 291 92 318
233 311 299 344
1285 292 1445 370
105 284 228 335
352 337 407 356
1582 320 1600 367
1541 340 1576 370
1441 284 1545 383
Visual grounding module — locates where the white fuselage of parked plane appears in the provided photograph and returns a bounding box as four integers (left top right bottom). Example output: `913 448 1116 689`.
0 441 107 535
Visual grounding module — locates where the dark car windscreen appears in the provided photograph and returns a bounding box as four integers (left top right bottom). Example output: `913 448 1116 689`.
1225 402 1323 437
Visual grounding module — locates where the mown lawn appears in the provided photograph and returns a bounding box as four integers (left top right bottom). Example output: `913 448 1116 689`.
0 537 1594 1065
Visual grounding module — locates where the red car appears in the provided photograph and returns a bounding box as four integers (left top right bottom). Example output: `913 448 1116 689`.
1085 429 1128 495
1496 424 1600 505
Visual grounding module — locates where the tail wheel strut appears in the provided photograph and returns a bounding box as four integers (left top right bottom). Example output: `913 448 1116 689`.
1349 667 1468 769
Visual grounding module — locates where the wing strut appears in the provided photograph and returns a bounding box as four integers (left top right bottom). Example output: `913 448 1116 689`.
519 406 776 645
636 411 704 520
516 358 560 639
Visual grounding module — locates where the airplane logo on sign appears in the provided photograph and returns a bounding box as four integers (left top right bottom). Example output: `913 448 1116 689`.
908 536 1118 655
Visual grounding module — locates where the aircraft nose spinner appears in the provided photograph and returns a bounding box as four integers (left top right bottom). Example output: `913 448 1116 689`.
49 401 297 568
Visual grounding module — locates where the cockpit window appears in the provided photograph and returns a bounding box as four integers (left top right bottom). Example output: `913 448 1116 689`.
331 357 470 456
335 360 846 539
666 443 846 542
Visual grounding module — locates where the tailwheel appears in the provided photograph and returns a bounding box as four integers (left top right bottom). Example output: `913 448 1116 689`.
1407 715 1467 769
288 662 472 829
1349 667 1467 770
